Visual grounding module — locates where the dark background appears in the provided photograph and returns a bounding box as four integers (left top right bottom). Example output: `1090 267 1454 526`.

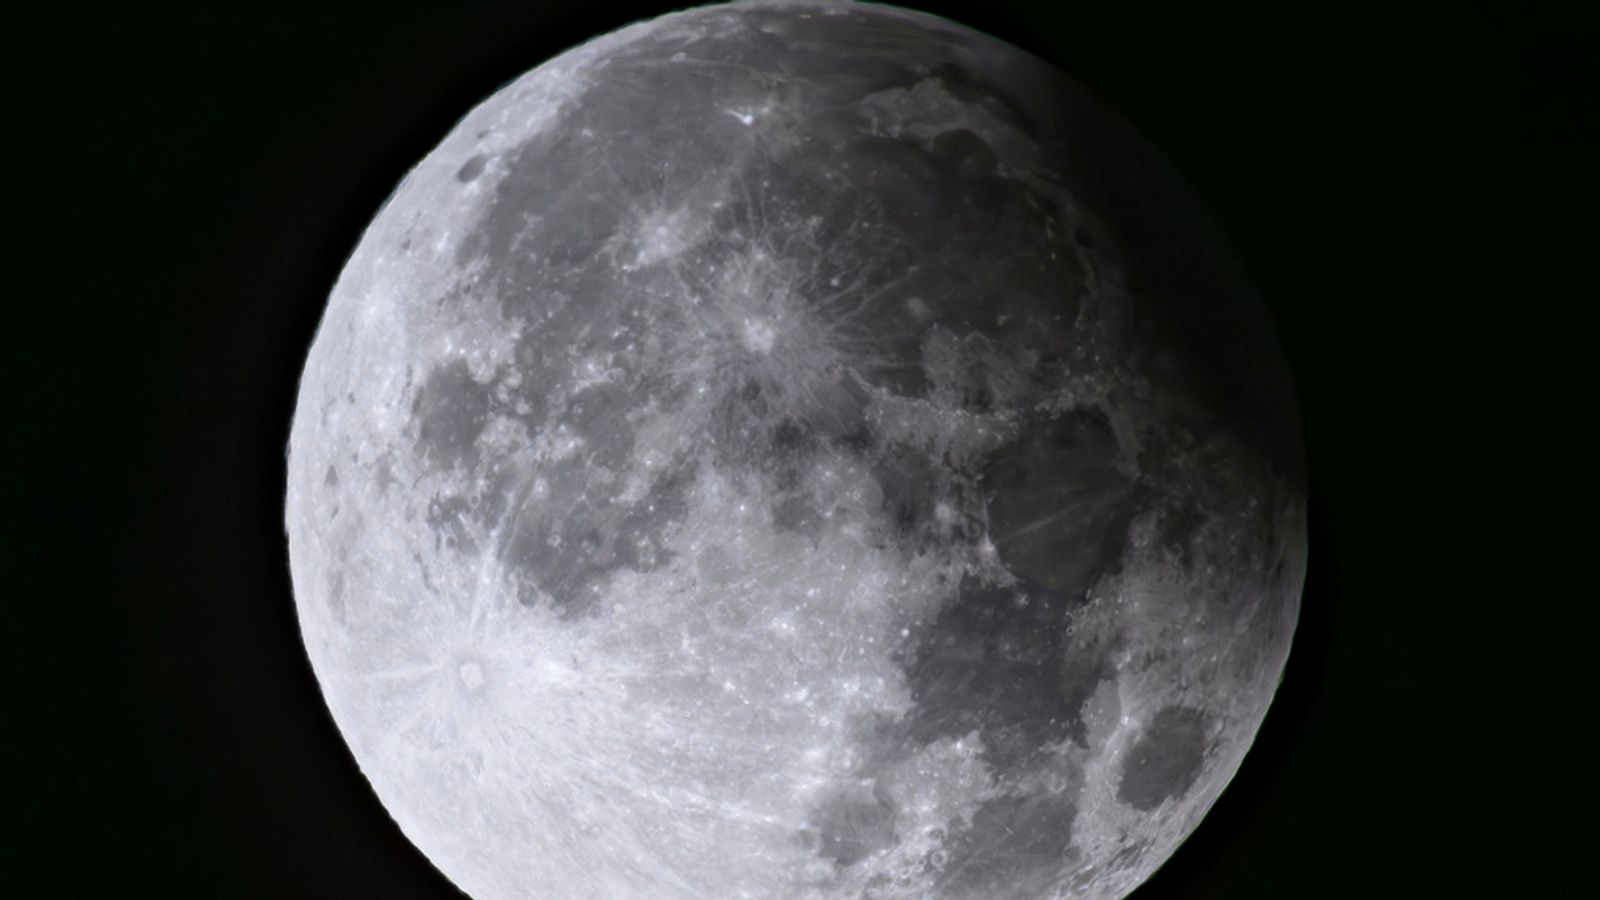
9 1 1587 897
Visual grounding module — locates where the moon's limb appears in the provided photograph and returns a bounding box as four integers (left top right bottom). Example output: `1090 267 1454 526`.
286 3 1306 899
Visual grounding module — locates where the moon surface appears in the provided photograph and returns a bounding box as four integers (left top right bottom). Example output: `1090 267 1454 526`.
284 2 1306 898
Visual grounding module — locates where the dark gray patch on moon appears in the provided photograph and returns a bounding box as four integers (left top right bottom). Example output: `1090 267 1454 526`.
928 127 1002 180
807 782 899 868
563 381 640 470
1116 706 1209 811
938 790 1078 898
771 492 824 539
900 577 1091 772
984 410 1146 596
501 456 694 618
795 133 1082 393
872 448 947 544
413 360 491 469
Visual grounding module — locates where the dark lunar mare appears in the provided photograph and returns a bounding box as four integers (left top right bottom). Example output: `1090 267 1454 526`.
983 409 1149 597
1116 706 1209 811
937 790 1080 899
900 576 1102 769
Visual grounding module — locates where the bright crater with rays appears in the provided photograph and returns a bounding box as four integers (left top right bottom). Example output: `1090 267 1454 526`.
285 3 1307 899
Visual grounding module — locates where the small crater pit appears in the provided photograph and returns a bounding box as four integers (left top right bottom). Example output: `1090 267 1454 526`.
457 661 485 691
455 154 488 183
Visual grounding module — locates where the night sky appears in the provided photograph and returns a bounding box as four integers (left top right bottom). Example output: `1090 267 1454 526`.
10 1 1586 897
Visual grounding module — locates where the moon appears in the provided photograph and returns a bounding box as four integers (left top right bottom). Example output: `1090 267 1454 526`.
284 2 1306 898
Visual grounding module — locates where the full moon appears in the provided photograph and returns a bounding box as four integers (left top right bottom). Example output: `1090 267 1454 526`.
284 2 1306 898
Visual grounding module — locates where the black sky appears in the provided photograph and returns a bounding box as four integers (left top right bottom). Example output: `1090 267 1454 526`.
9 1 1588 897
